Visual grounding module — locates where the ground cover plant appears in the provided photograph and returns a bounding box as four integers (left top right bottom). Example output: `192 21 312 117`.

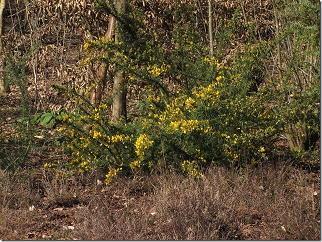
0 0 320 240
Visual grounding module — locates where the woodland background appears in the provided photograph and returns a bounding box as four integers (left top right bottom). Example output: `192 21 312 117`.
0 0 320 240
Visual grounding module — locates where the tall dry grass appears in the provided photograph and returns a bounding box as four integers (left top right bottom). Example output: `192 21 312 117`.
75 164 320 240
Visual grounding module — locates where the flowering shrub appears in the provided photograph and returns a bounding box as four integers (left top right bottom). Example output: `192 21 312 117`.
132 61 282 173
56 104 136 179
55 58 283 182
53 0 319 182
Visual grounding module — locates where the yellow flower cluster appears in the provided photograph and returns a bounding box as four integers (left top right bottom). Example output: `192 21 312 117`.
168 119 211 134
129 159 141 170
43 162 53 169
223 146 240 162
83 41 91 51
92 130 130 143
203 56 219 67
258 146 267 159
215 75 224 81
181 160 203 178
185 97 195 108
79 160 91 171
98 103 108 110
194 84 220 102
148 64 168 77
92 111 101 121
105 167 122 184
93 130 102 139
159 106 183 122
109 134 131 143
135 133 154 158
258 146 265 153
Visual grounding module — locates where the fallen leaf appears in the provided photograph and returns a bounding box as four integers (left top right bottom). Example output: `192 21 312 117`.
281 225 286 232
53 207 64 211
34 135 44 139
63 225 75 230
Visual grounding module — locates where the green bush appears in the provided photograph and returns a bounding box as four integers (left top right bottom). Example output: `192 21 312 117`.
56 59 283 181
53 0 319 182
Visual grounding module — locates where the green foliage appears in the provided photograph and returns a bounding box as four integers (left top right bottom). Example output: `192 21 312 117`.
33 112 58 129
56 105 136 179
270 0 319 154
133 62 281 170
53 0 319 181
57 59 282 180
0 54 32 170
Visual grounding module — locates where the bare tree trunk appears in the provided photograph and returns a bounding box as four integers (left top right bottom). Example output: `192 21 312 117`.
208 0 213 57
91 15 115 106
90 57 109 106
0 0 5 96
111 0 127 122
273 1 282 80
0 57 4 96
112 71 127 121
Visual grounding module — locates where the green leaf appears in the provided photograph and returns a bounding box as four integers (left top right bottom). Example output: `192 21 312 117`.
38 112 56 128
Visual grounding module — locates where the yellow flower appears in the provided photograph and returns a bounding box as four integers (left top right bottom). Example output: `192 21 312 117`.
135 134 154 158
168 120 211 134
98 36 112 44
130 160 141 170
56 126 66 133
83 42 90 50
93 130 102 139
203 56 218 67
79 160 91 171
110 134 130 143
93 112 100 121
258 146 265 153
215 75 224 81
148 64 168 77
81 57 92 65
185 97 195 108
181 160 203 178
105 167 122 184
99 104 108 110
193 83 220 104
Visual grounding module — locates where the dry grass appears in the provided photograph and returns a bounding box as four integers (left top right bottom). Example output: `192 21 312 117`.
75 164 320 240
0 164 320 240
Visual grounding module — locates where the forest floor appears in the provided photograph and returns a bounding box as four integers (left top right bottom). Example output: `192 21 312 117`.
0 88 320 240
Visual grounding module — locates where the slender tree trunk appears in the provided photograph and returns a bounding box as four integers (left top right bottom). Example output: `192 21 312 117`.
111 0 127 121
0 0 5 96
90 58 109 106
111 71 127 121
91 15 115 106
273 2 282 80
0 55 4 96
208 0 213 57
